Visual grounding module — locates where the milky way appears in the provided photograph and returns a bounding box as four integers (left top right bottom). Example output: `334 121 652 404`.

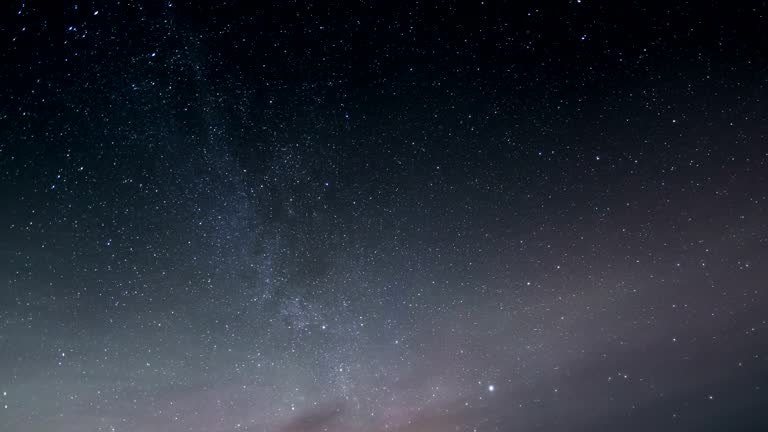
1 1 768 431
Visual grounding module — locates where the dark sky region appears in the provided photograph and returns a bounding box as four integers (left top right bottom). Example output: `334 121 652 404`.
1 1 768 431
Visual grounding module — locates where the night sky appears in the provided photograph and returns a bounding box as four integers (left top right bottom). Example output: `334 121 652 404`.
1 1 768 431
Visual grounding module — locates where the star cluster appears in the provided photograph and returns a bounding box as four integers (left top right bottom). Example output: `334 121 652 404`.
1 1 767 431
